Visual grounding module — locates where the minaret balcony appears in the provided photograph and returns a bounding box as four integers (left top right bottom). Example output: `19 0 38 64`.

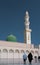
26 29 32 32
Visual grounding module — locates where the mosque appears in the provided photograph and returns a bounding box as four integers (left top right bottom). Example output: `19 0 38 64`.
0 11 40 63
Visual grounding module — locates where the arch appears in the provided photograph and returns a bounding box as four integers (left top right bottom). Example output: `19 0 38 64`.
8 49 14 58
31 50 34 54
26 50 29 53
21 50 24 53
3 49 8 53
15 49 19 53
35 51 38 54
0 49 1 53
9 49 14 53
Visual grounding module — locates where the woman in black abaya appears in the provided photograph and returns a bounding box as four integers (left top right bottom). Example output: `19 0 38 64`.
28 53 33 64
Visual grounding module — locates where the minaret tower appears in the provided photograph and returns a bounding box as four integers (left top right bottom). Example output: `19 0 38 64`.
24 11 32 44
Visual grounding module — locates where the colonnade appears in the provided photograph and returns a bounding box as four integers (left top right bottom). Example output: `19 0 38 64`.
0 48 39 58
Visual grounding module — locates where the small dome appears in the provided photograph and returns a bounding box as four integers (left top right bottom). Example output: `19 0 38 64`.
6 34 17 42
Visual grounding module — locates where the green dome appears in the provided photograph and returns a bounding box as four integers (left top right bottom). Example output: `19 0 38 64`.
6 34 17 42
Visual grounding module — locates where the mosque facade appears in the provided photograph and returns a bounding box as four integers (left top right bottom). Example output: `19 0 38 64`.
0 11 40 63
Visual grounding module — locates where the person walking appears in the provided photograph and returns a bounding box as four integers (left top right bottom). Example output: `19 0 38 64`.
28 53 33 64
23 53 27 64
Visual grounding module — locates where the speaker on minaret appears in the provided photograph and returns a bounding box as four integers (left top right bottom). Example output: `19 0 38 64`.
24 11 32 44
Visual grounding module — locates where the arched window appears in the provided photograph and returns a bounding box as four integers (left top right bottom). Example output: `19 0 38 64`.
3 49 8 53
9 49 14 53
21 50 24 53
26 50 29 53
15 49 19 53
31 50 34 54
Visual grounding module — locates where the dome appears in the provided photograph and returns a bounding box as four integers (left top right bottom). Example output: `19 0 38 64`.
6 34 17 42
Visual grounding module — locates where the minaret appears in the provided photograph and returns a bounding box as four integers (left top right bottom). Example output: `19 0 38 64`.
24 11 32 44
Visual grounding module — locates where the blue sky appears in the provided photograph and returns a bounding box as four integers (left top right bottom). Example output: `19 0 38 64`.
0 0 40 45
